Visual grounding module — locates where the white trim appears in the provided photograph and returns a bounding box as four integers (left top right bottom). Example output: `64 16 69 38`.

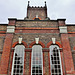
19 37 22 44
59 48 63 75
36 15 38 18
7 26 15 33
52 38 56 44
35 38 39 44
59 26 67 33
11 50 16 75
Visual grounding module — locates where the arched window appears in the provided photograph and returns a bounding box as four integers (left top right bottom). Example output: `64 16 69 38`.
49 45 62 75
11 45 25 75
31 45 43 75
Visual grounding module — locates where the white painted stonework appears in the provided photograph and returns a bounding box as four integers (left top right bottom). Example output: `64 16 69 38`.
35 38 39 44
7 26 15 33
59 26 67 33
52 38 56 44
36 15 38 18
19 37 22 44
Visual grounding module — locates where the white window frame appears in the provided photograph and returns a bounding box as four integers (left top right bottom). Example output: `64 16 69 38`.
31 45 43 75
11 45 25 75
49 45 63 75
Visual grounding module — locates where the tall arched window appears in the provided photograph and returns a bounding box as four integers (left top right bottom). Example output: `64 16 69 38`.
31 45 43 75
49 45 63 75
11 45 25 75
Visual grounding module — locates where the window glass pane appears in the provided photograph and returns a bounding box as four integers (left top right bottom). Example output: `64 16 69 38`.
31 45 43 75
49 45 62 75
11 45 25 75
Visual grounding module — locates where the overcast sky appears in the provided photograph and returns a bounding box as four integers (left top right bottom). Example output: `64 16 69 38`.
0 0 75 24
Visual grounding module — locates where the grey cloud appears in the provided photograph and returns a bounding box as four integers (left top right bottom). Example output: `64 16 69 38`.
0 0 75 24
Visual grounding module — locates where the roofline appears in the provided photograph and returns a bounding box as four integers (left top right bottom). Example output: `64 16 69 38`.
16 19 57 22
66 24 75 26
0 24 8 26
8 18 17 20
27 1 47 9
7 18 67 22
57 19 66 21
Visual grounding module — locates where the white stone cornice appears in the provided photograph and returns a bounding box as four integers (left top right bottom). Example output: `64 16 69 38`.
7 26 15 33
59 26 67 33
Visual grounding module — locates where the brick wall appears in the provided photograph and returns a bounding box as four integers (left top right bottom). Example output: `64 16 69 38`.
0 36 5 67
25 52 31 75
27 7 47 20
0 25 7 30
69 36 75 69
67 26 75 32
72 52 75 68
1 18 75 75
0 53 2 64
61 34 74 74
0 34 13 74
43 52 50 75
16 21 58 28
69 37 75 51
12 34 61 46
0 37 5 51
8 33 61 75
1 3 75 75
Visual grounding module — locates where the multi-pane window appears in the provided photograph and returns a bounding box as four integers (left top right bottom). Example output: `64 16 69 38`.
50 45 62 75
31 45 43 75
11 45 25 75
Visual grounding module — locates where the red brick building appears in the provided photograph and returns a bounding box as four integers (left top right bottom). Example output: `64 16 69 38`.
0 1 75 75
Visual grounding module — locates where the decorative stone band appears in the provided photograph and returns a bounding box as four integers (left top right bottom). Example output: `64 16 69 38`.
11 48 62 52
59 26 67 33
7 26 15 33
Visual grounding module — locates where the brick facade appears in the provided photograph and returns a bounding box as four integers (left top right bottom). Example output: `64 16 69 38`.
0 1 75 75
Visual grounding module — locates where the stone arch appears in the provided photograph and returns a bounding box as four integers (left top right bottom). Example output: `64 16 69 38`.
12 41 28 48
29 41 45 48
46 41 62 48
33 17 41 20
